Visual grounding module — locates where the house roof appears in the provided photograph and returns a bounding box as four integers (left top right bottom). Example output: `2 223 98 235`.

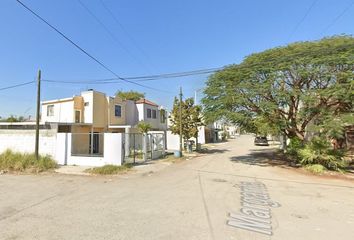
135 98 158 107
41 97 74 105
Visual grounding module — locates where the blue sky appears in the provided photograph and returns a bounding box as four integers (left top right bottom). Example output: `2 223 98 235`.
0 0 353 118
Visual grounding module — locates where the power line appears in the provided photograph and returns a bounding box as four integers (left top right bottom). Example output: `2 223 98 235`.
99 0 156 71
77 0 152 74
287 0 318 42
0 81 34 91
15 0 170 93
41 67 222 84
318 0 354 36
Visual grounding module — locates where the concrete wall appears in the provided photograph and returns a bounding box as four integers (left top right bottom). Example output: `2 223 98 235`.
55 133 123 166
166 127 205 151
0 130 123 167
166 130 181 151
0 129 57 156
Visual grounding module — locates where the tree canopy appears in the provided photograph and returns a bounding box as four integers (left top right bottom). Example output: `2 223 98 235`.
116 90 145 101
169 97 203 141
202 36 354 140
0 115 25 122
137 121 152 134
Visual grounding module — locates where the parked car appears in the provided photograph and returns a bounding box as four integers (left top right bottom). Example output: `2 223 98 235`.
254 136 269 146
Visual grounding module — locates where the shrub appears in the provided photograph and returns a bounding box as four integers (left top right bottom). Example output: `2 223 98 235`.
0 149 57 173
286 137 304 160
85 163 133 175
305 164 327 174
298 137 346 170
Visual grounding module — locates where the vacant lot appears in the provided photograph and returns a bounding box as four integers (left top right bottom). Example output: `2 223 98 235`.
1 135 353 240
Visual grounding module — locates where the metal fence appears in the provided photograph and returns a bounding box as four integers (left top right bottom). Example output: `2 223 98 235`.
123 133 144 164
123 132 165 164
71 133 104 157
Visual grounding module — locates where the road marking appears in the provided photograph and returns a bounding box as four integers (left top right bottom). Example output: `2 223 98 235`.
227 181 280 236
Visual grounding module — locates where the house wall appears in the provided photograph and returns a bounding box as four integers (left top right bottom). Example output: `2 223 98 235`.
92 91 107 128
42 91 167 132
55 133 123 166
108 96 126 126
136 103 145 121
81 91 94 124
137 103 167 130
42 100 75 123
125 100 138 126
73 96 84 122
166 127 205 151
0 129 57 156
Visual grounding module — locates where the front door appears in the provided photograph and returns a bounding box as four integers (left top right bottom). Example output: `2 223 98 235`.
89 132 100 154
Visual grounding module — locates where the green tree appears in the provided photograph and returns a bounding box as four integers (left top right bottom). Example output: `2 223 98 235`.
2 115 25 122
202 36 354 141
169 97 203 142
137 121 152 134
116 90 145 101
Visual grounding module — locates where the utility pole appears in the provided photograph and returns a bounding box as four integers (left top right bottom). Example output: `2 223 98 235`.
35 69 41 160
179 87 183 156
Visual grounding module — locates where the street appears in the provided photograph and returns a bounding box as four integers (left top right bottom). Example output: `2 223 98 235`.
1 135 354 240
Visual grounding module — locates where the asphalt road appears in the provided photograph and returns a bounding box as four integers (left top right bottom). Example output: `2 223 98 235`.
1 135 354 240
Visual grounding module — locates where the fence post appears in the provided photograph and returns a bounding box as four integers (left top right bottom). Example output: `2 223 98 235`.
125 132 130 157
151 134 154 160
162 133 165 157
143 133 147 162
133 133 136 164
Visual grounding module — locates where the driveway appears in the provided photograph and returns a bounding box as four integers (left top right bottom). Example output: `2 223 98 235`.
1 135 354 239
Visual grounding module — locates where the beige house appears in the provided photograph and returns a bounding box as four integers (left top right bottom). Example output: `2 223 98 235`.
41 89 167 134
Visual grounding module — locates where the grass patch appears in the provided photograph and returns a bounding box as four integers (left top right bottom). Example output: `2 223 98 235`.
304 164 327 174
85 163 133 175
0 149 57 173
162 153 188 163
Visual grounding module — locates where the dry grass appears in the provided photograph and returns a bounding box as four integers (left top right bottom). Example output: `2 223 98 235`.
85 163 133 175
0 149 57 173
162 154 188 163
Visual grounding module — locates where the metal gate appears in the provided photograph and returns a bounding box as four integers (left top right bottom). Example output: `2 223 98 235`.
122 133 144 164
122 132 165 164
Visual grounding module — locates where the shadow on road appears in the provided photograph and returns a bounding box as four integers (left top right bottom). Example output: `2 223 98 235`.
198 148 229 154
230 148 297 169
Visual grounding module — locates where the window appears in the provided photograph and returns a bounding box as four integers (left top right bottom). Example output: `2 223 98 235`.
115 105 122 117
160 109 166 123
147 108 152 118
84 102 89 107
47 105 54 116
75 110 81 123
152 109 157 119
